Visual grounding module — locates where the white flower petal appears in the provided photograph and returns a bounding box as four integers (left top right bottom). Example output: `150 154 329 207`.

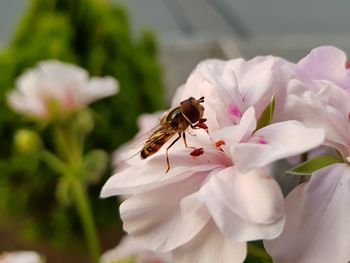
212 107 256 146
284 79 350 156
297 46 350 89
201 167 285 241
233 121 325 172
38 60 88 103
264 163 350 263
173 219 247 263
101 166 195 197
7 91 47 117
102 152 223 197
239 57 283 117
100 235 171 263
120 174 210 252
82 77 118 104
39 60 88 83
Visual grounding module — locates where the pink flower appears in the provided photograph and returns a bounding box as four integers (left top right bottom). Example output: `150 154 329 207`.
100 235 171 263
7 60 118 119
264 46 350 262
102 57 324 262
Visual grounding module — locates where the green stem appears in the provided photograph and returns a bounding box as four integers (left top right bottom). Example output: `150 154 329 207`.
52 123 82 165
50 121 100 262
71 177 100 263
41 150 68 175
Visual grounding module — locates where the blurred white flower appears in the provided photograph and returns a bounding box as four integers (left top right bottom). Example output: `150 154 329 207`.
7 60 118 119
0 251 42 263
100 235 171 263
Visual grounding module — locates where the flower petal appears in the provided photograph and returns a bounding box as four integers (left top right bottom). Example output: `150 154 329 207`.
264 163 350 263
212 107 256 146
284 79 350 156
101 165 195 196
201 166 285 241
297 46 350 89
100 235 171 263
101 151 223 197
233 120 325 172
173 219 247 263
7 91 47 117
120 174 210 252
239 56 285 117
82 77 118 104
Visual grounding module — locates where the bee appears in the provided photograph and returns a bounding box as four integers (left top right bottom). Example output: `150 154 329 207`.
141 96 208 173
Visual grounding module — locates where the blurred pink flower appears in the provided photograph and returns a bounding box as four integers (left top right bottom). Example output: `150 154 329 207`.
264 46 350 262
102 57 324 262
7 60 118 119
100 235 171 263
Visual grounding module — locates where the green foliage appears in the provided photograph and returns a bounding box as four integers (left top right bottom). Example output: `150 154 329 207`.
0 0 164 247
245 242 272 263
287 155 342 176
255 95 275 132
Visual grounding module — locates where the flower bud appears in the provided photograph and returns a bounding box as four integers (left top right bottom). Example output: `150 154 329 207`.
14 129 41 154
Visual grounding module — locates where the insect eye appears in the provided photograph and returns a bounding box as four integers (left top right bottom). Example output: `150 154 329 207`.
180 100 200 123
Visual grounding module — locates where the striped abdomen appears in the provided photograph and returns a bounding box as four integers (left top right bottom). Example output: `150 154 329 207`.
141 129 176 159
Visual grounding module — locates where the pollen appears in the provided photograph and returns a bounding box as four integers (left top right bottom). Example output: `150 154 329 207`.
190 148 204 157
215 140 226 147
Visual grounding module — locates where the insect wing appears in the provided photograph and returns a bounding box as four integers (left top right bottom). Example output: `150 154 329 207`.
113 124 163 170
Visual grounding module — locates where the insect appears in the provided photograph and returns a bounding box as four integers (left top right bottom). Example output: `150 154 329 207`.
141 96 208 173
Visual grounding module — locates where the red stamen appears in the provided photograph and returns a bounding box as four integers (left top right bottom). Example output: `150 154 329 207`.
196 122 208 130
190 148 204 157
215 140 226 147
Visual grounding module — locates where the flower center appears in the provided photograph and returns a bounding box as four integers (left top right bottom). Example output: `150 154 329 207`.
258 136 268 144
228 104 242 124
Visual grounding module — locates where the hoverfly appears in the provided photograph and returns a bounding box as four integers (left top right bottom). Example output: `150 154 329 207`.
141 96 208 173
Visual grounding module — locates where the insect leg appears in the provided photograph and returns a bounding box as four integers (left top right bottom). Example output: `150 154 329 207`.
182 132 196 149
165 133 181 173
190 120 212 140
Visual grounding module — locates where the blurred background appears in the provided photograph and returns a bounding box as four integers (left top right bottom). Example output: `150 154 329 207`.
2 0 350 101
0 0 349 262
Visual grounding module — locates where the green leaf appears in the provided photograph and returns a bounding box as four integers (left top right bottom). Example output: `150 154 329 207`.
255 96 275 131
246 243 272 263
287 155 342 176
